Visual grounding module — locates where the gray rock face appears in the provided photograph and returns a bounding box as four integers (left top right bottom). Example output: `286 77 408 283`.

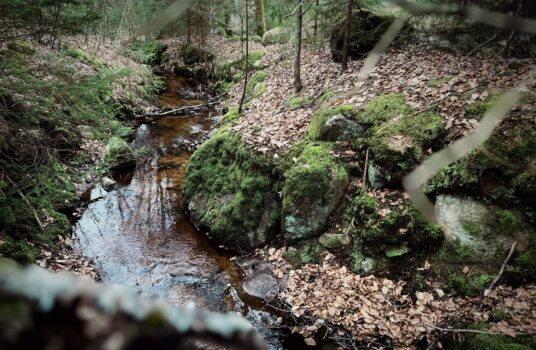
316 114 364 142
101 177 116 191
238 258 279 299
434 194 532 262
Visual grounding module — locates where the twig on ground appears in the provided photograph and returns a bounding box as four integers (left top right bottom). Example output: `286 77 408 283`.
484 241 518 297
429 325 523 336
361 148 370 193
464 33 499 59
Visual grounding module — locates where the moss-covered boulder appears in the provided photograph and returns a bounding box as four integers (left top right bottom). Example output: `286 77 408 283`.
282 142 349 242
330 10 394 62
180 45 214 65
183 131 280 250
363 94 444 177
308 105 364 141
104 137 135 170
128 40 168 66
347 192 443 274
426 114 536 205
261 27 291 45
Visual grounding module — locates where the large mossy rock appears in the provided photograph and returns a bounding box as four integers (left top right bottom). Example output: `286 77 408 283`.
426 114 536 206
330 10 394 62
308 94 444 184
360 94 444 180
261 27 291 45
282 142 349 242
181 45 214 65
183 131 280 250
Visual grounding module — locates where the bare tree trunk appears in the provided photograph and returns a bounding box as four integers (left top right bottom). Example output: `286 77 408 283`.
200 2 206 47
293 0 303 93
254 0 266 37
224 10 232 36
341 0 352 71
238 0 249 113
187 7 191 45
314 0 319 38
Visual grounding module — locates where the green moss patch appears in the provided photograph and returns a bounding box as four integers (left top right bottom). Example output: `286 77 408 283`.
288 95 311 110
261 27 291 45
308 105 362 141
362 94 444 174
445 324 536 350
244 70 267 103
180 45 214 65
425 115 536 205
0 237 37 264
284 239 323 267
346 192 443 274
183 130 280 249
128 40 168 66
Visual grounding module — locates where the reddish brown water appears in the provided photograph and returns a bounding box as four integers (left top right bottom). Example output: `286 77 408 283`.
74 77 282 346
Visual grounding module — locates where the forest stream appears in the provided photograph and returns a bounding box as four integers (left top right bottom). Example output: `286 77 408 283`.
73 76 282 348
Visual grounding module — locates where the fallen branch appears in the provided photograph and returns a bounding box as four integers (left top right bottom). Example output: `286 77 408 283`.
464 33 499 59
4 174 45 231
484 241 517 297
361 148 370 193
140 100 219 120
428 325 524 336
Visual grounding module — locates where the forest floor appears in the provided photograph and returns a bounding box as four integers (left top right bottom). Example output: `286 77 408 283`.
172 35 536 348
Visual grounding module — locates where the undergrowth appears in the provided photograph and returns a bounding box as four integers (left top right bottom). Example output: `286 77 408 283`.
0 40 160 263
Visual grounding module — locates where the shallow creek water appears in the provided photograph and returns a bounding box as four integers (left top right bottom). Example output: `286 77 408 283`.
73 77 282 348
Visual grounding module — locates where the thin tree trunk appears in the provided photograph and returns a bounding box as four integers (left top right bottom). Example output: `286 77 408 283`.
187 7 191 45
341 0 352 71
238 0 249 113
293 0 303 93
254 0 266 37
224 11 232 36
314 0 319 38
200 2 206 47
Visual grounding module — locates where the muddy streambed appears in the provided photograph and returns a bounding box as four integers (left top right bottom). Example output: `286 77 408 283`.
73 77 283 348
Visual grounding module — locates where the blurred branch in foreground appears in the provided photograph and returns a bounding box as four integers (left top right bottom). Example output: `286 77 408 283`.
123 0 193 45
392 0 536 34
0 261 266 350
